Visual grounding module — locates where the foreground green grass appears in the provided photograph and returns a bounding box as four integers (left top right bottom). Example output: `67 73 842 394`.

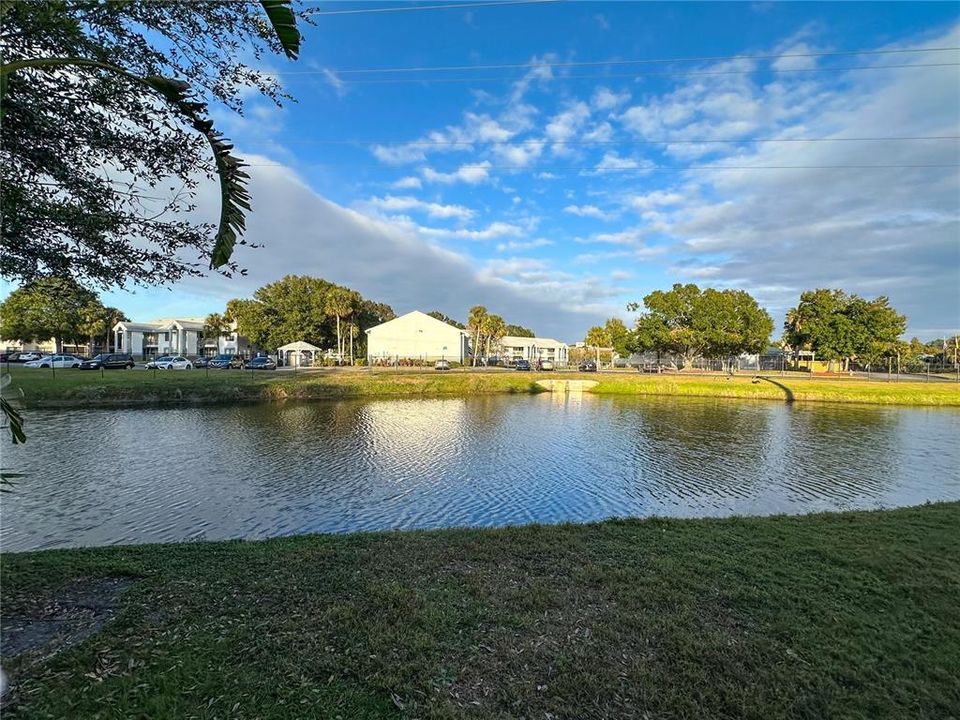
4 365 959 407
2 503 959 718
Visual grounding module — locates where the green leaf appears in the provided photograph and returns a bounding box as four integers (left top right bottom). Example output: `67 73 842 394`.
260 1 301 60
143 74 251 269
1 396 26 445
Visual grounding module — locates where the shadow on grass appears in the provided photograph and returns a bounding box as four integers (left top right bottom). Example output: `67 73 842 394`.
757 376 795 402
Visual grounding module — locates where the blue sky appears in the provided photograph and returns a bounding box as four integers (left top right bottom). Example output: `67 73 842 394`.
12 1 960 342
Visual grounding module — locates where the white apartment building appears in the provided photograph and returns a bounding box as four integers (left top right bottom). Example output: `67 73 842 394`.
499 335 569 366
113 318 246 359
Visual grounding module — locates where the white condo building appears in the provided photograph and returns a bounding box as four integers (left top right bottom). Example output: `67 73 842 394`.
112 318 245 359
499 335 569 366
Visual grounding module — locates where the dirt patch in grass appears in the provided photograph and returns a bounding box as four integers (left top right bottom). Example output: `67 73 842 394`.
1 576 134 660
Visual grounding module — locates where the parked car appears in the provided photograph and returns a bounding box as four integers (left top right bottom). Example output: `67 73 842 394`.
1 352 21 363
23 354 82 369
146 355 192 370
79 353 136 370
189 355 210 368
434 359 451 371
639 363 673 374
11 352 43 364
247 356 277 370
578 360 598 372
208 354 245 369
540 360 555 371
514 359 531 371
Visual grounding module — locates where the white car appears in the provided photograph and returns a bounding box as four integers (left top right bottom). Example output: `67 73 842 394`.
23 354 82 369
149 355 193 370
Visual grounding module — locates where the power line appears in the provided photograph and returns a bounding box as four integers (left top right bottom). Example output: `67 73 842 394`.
288 61 960 85
243 162 960 171
273 135 960 147
294 46 960 76
308 0 560 16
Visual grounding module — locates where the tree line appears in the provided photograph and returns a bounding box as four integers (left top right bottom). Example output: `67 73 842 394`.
220 276 396 363
0 277 127 354
584 283 911 371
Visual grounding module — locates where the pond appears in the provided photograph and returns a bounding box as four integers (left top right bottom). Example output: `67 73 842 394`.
2 395 958 551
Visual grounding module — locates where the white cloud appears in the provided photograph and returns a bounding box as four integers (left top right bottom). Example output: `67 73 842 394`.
494 142 544 168
392 176 422 189
371 144 428 165
545 102 591 154
577 228 646 245
573 250 632 264
592 86 631 111
563 204 616 221
420 221 524 241
628 191 685 211
363 194 474 220
496 238 555 252
422 161 492 185
582 122 614 142
594 152 648 172
321 69 346 97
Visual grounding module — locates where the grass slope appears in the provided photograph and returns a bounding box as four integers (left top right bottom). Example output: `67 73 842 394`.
4 366 959 407
2 503 959 718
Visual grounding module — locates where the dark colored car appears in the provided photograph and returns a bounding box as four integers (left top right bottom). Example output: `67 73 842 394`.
578 361 597 372
514 359 531 371
247 356 277 370
1 352 20 363
189 356 210 368
208 354 245 369
79 353 136 370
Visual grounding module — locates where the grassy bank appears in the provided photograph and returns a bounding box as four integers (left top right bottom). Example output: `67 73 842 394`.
4 365 959 408
2 503 958 718
589 373 960 405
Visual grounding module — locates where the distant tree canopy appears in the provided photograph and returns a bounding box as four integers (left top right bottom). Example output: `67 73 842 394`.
225 275 394 355
603 318 631 357
429 313 536 341
0 277 125 353
783 289 906 370
427 311 465 329
627 283 774 369
1 1 303 289
504 324 535 337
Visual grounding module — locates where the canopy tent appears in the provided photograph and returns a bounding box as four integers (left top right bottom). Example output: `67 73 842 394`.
277 340 322 367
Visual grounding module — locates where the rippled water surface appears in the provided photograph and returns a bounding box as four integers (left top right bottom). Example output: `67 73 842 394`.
3 395 958 550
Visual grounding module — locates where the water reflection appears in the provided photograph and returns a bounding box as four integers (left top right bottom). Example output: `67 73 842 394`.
1 395 958 551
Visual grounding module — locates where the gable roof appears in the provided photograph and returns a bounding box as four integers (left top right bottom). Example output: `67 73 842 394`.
278 340 322 352
501 335 567 348
366 310 469 336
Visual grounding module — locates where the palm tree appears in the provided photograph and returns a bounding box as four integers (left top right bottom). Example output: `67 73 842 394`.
585 326 609 366
325 288 354 362
485 314 506 364
467 305 488 367
103 307 128 352
203 313 230 353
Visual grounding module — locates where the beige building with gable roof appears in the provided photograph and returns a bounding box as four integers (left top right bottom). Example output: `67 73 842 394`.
366 311 470 364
